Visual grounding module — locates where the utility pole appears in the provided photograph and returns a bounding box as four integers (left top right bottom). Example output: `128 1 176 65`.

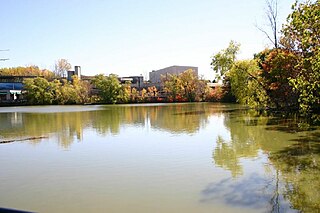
0 49 9 61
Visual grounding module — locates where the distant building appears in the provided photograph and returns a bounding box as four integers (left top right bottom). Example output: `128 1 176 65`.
149 65 198 84
67 66 81 81
81 73 144 90
118 76 144 89
0 76 37 102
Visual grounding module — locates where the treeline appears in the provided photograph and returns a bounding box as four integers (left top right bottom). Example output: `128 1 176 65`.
212 0 320 112
90 71 220 104
0 65 219 105
0 65 55 79
23 76 90 105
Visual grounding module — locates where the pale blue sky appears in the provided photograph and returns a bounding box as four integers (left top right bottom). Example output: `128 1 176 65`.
0 0 295 80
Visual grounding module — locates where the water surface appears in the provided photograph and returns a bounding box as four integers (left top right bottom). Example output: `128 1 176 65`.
0 103 319 212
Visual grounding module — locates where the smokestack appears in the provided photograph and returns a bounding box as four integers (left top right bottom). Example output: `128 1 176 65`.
74 66 81 79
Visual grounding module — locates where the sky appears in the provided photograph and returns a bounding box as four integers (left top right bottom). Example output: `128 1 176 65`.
0 0 296 80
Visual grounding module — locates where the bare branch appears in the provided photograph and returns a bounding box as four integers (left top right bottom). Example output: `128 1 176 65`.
54 59 71 77
256 0 279 48
255 23 277 47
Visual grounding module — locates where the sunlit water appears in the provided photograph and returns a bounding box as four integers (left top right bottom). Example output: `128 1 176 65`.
0 103 319 213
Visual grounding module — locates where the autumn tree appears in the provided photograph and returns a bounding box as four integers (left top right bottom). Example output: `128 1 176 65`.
179 69 206 102
226 48 299 109
281 0 320 112
0 66 55 79
163 73 183 102
162 69 207 102
54 59 71 77
130 87 139 103
255 48 299 108
140 88 147 101
118 81 131 103
147 86 157 97
71 75 90 104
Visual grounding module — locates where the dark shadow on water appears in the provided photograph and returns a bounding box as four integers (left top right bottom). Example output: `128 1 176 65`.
264 119 318 133
292 132 320 143
239 115 317 133
270 132 320 171
231 109 320 133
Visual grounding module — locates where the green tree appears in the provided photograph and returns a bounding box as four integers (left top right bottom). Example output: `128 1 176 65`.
24 76 89 105
23 77 54 104
50 79 63 104
281 0 320 112
59 79 78 104
92 74 122 104
227 60 268 107
211 40 240 81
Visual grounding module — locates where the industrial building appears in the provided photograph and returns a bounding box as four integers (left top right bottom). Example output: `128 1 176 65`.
67 66 81 81
118 76 144 89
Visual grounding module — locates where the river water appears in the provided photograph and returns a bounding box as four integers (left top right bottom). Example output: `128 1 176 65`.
0 103 319 212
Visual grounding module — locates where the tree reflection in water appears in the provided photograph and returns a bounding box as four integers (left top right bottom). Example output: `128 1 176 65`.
0 103 216 148
211 109 320 212
270 132 320 212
